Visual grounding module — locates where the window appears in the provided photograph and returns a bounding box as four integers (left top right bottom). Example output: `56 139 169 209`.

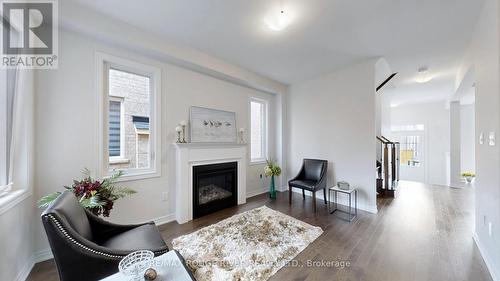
0 27 18 193
250 98 268 163
391 124 424 132
0 68 16 194
399 135 421 167
97 53 161 180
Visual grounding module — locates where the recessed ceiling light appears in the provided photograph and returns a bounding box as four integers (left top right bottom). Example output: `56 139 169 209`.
415 67 433 83
265 8 290 31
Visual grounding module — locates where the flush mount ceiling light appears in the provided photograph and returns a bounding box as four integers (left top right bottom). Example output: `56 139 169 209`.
264 2 290 31
415 67 433 83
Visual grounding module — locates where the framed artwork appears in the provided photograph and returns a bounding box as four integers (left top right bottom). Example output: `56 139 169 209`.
190 106 237 143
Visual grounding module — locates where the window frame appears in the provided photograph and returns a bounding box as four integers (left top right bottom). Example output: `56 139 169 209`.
249 97 269 164
96 52 162 181
399 135 421 168
0 27 19 194
0 69 10 194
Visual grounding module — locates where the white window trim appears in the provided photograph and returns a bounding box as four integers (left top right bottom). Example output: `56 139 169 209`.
0 18 33 213
1 35 19 193
249 97 269 164
96 52 162 182
0 69 8 188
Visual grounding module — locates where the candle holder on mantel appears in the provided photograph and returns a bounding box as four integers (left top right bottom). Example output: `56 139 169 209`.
238 128 246 144
175 126 182 143
179 120 188 143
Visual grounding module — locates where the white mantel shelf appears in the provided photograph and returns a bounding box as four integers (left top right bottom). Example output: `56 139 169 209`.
173 143 247 224
173 142 247 148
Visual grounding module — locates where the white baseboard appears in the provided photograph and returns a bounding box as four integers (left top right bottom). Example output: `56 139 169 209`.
362 204 378 214
153 213 176 226
33 249 54 263
246 186 269 198
473 232 499 281
14 256 35 281
277 185 288 192
14 248 55 281
291 189 378 214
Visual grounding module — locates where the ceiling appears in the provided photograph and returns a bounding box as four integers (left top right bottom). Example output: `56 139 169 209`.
68 0 483 105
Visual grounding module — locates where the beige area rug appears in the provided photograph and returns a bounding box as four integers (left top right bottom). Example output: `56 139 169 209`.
172 206 323 281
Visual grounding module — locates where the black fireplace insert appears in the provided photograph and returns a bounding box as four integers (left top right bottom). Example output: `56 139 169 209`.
193 162 237 219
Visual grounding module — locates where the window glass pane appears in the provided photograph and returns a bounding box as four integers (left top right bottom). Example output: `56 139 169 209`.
250 100 264 161
108 100 121 157
391 124 425 132
0 67 17 187
400 135 420 167
108 68 151 170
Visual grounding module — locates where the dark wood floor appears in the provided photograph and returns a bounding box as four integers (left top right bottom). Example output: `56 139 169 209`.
27 181 492 281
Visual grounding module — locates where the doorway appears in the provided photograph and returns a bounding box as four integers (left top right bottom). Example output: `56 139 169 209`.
392 131 426 183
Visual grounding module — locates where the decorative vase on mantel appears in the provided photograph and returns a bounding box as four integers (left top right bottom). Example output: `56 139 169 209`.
264 159 281 200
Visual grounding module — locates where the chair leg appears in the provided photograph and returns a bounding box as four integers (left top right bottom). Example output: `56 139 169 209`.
312 191 317 213
289 186 292 204
323 188 327 204
302 189 305 200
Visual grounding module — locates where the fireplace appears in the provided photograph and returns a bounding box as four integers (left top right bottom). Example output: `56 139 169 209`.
192 162 238 219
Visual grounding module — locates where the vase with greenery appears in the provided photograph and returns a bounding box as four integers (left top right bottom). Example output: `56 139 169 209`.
38 169 136 217
462 172 476 183
264 159 281 199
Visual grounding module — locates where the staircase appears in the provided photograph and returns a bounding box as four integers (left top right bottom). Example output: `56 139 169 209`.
376 136 400 197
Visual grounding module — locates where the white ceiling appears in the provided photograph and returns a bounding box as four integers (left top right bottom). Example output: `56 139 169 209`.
68 0 483 104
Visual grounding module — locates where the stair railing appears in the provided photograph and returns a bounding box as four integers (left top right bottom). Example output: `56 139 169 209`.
376 136 400 191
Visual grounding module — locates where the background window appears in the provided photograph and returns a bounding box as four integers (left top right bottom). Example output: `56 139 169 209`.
107 67 152 171
0 67 17 193
108 99 123 157
250 99 267 162
400 135 421 167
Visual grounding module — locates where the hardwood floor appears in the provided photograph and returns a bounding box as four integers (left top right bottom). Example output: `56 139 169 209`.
27 181 492 281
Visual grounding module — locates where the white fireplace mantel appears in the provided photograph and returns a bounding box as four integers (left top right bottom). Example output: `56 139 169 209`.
173 143 247 224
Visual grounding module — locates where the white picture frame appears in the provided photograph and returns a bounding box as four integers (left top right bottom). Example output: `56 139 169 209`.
190 106 237 143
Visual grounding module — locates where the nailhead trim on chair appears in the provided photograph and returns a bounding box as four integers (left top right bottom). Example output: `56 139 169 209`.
44 214 169 259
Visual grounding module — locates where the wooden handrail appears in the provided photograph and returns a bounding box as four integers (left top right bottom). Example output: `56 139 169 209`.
376 136 400 145
376 73 398 92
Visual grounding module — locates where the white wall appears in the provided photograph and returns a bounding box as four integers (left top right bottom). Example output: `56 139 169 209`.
33 30 282 254
456 0 500 279
0 69 36 281
461 104 476 173
450 101 462 186
59 1 286 96
287 60 377 213
390 102 450 186
375 58 393 137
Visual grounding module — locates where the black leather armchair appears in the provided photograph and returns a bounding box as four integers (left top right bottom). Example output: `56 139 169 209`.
288 159 328 212
41 191 169 281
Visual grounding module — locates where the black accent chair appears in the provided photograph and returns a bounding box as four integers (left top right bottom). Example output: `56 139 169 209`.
41 191 169 281
288 159 328 212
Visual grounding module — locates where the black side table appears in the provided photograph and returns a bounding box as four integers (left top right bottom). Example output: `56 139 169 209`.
328 186 357 222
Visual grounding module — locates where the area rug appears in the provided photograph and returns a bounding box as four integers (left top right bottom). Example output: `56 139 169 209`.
172 206 323 281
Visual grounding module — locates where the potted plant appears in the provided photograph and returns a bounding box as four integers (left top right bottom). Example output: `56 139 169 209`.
264 159 281 199
462 172 476 183
38 169 136 217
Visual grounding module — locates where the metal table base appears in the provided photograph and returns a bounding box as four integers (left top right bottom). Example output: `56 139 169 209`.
328 188 357 222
